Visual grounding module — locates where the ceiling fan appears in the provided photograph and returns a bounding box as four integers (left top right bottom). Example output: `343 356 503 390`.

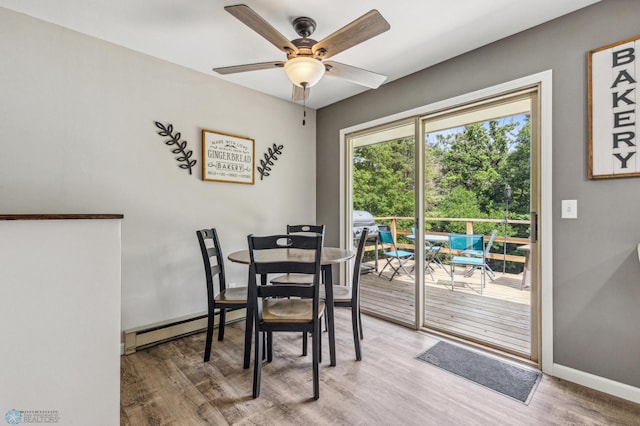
213 4 391 102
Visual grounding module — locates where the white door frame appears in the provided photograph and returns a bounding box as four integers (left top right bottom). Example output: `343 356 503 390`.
339 70 554 373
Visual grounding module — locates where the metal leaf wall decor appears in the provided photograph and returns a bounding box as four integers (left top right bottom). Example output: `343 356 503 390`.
154 121 197 175
258 143 284 180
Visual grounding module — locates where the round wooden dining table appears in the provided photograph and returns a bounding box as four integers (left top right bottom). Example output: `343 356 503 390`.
228 246 355 367
227 247 354 266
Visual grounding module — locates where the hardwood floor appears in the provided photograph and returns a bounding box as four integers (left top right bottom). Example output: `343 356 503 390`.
120 310 640 425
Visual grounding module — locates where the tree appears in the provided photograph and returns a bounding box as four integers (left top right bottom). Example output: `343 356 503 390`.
353 138 415 218
352 114 531 239
501 115 531 215
434 120 517 214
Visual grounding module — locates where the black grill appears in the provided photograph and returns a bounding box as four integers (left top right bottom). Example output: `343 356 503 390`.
353 210 380 274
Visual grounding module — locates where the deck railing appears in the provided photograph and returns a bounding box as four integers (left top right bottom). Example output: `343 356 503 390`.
372 216 530 265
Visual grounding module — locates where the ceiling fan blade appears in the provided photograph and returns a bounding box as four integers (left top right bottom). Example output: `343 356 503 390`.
213 61 285 75
225 4 298 54
291 85 310 102
312 10 390 60
323 61 387 88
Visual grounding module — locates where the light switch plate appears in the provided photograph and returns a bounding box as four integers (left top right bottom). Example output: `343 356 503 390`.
562 199 577 219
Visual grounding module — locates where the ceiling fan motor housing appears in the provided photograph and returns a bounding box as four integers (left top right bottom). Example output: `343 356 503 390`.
292 16 316 38
288 38 318 59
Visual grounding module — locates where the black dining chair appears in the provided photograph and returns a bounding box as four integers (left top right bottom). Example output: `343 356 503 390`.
270 224 325 286
247 233 325 400
196 228 248 363
320 227 369 360
269 225 326 356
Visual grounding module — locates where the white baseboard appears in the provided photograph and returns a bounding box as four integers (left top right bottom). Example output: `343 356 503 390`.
553 363 640 404
121 309 245 355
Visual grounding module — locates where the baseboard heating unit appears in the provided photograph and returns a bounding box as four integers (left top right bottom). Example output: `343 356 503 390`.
123 309 246 355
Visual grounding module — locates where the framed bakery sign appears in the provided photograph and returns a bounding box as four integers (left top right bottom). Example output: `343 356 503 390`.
589 35 640 179
202 129 255 184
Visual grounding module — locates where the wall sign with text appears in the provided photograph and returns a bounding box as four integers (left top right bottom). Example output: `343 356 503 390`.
202 130 255 184
589 35 640 179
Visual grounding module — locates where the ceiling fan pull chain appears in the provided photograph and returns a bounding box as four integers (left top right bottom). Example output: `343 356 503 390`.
302 83 307 126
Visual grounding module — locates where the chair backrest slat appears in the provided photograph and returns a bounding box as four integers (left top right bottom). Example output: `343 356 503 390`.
287 224 325 235
196 228 227 298
449 233 484 253
210 264 222 276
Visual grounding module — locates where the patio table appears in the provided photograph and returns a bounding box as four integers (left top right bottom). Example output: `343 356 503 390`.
407 234 450 278
517 244 531 289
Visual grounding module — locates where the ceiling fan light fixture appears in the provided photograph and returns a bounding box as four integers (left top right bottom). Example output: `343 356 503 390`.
284 57 325 88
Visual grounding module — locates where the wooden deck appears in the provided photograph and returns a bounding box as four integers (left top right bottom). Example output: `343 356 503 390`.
360 259 532 356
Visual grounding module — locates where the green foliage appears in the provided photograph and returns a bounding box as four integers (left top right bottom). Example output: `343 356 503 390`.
501 116 531 214
353 138 415 217
434 120 519 214
436 187 483 233
353 115 531 244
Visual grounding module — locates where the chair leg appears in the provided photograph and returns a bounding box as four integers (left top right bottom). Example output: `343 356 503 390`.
267 331 273 362
312 320 320 400
378 259 392 278
262 333 266 360
388 258 400 280
358 310 364 340
463 266 474 277
302 332 308 356
217 309 226 341
203 308 215 362
243 306 253 369
485 264 496 280
252 328 262 399
433 255 449 274
398 259 414 278
318 326 322 364
351 307 362 361
425 260 435 281
450 264 455 291
465 264 496 281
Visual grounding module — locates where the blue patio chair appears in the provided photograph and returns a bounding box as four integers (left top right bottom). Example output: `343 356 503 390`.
448 233 486 294
378 230 414 280
462 229 498 281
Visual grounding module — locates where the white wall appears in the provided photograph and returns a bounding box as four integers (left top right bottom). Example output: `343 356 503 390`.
0 8 316 332
0 218 121 424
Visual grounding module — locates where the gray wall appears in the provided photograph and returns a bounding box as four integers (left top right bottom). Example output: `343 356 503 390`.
0 8 317 334
317 0 640 388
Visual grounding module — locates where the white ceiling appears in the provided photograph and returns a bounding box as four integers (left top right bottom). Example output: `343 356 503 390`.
0 0 600 109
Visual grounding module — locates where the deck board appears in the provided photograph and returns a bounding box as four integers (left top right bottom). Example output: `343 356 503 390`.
360 260 532 356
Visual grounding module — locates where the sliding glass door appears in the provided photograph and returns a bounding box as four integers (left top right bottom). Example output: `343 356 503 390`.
344 87 540 361
347 119 419 327
420 90 538 358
